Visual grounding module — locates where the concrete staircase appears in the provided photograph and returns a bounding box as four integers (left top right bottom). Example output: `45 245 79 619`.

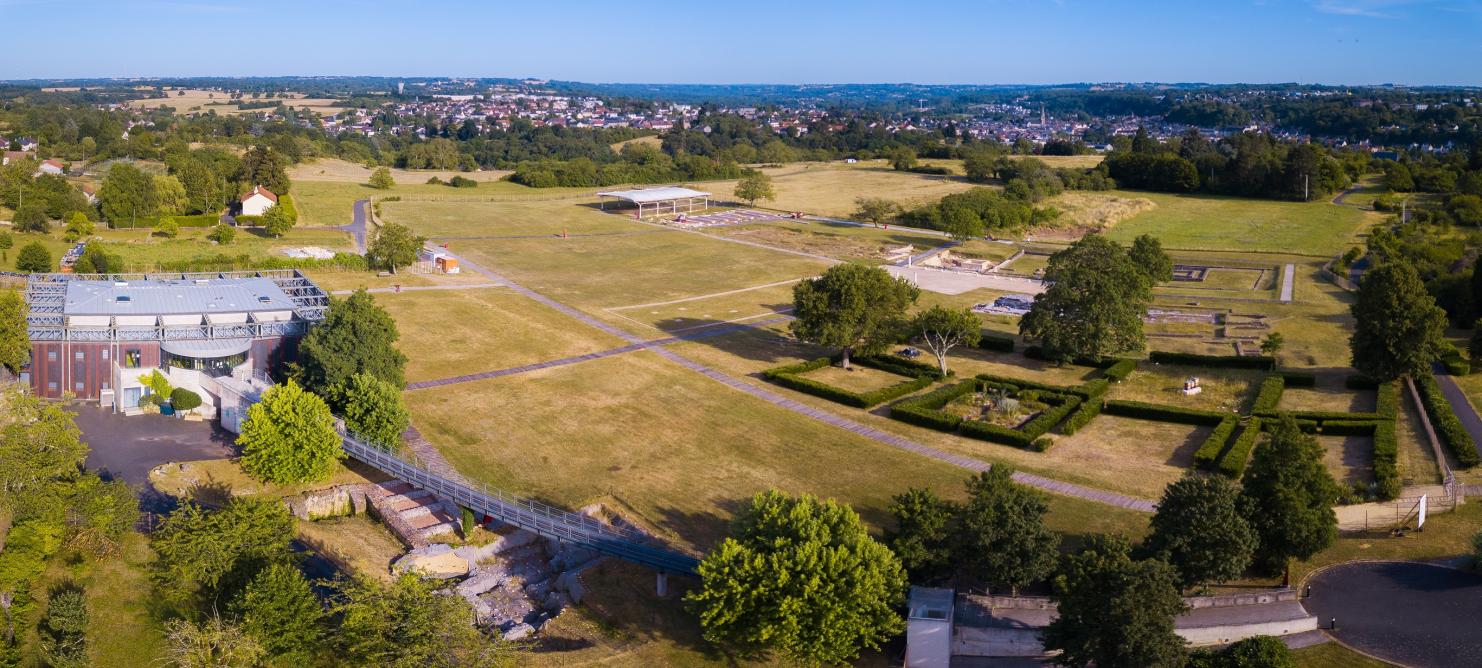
365 480 463 548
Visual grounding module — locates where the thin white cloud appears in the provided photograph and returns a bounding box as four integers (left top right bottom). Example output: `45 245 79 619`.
1310 0 1425 18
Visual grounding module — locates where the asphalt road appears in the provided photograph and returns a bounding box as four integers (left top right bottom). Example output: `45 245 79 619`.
73 403 235 485
1303 561 1482 668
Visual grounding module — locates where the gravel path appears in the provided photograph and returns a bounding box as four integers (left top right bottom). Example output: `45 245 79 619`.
433 245 1157 512
1279 263 1296 302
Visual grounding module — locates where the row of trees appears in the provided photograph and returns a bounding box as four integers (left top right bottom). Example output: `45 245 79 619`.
1103 128 1358 201
690 416 1336 666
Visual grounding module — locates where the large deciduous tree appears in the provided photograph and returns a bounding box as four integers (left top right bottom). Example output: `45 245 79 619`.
686 490 906 666
0 289 29 373
852 196 899 227
885 487 957 582
1042 535 1188 668
791 264 920 369
910 305 981 375
296 289 407 400
238 380 344 484
1349 260 1448 382
230 563 324 664
97 163 157 226
151 498 297 612
338 372 410 449
733 171 775 206
1020 234 1151 363
366 222 426 274
1142 473 1256 590
1239 415 1338 576
955 466 1059 595
368 166 395 190
240 145 291 195
1129 234 1173 284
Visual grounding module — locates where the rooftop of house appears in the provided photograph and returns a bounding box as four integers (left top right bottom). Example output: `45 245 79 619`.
62 277 299 316
240 185 278 203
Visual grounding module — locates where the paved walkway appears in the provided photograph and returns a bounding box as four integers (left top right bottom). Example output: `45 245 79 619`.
1279 263 1296 302
1431 368 1482 463
432 246 1157 512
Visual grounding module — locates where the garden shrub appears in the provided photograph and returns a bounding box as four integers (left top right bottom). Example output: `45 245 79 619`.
889 380 975 431
977 332 1015 353
1414 373 1479 467
1079 377 1111 399
1372 421 1401 500
170 388 203 412
1376 380 1400 419
1147 350 1275 370
164 214 219 228
1442 346 1471 375
1103 358 1137 382
1252 375 1285 412
234 214 263 226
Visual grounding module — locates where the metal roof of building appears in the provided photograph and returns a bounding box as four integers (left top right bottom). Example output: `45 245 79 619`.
595 186 711 203
62 277 298 316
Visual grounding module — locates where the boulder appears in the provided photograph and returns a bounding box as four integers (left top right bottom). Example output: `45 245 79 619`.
391 543 469 579
543 591 570 612
523 578 552 600
502 622 535 642
456 572 504 597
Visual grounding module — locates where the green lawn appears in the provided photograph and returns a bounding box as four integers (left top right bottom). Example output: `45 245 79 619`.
27 533 169 668
1101 189 1375 256
1293 642 1394 668
3 224 354 273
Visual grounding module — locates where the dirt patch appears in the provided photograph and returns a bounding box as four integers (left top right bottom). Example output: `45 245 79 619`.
1031 192 1157 241
710 224 889 260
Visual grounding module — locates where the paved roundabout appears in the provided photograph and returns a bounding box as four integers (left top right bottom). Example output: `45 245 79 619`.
1303 561 1482 668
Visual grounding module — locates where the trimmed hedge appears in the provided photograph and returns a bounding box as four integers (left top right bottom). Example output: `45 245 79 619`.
1022 346 1106 367
1192 415 1240 469
1079 378 1112 399
1257 409 1389 423
1103 358 1137 382
888 377 1081 450
1102 400 1229 426
978 332 1016 353
973 373 1107 402
889 380 975 432
164 213 221 228
1373 421 1401 500
1376 381 1399 419
1414 373 1479 467
1441 346 1471 376
1252 375 1285 412
761 356 940 409
1320 420 1381 436
1147 351 1276 370
1059 398 1103 435
1216 419 1263 478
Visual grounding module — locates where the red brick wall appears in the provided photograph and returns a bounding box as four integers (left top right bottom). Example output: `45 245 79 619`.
30 341 161 399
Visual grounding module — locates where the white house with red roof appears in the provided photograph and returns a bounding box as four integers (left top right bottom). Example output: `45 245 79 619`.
38 159 65 175
239 185 278 216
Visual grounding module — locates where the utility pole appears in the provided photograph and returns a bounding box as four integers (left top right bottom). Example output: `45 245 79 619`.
1304 174 1309 202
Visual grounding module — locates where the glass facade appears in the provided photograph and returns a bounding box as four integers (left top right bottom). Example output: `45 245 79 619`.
163 351 247 377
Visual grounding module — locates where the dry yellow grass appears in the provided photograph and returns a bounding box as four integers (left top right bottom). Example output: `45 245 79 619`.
1042 191 1157 232
127 88 342 116
298 515 405 582
1039 416 1210 498
290 157 512 184
609 135 663 152
714 162 976 218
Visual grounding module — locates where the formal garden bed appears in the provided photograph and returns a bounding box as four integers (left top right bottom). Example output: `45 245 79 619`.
889 374 1109 451
761 354 945 408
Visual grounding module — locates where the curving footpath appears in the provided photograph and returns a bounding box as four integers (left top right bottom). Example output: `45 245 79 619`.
432 246 1158 513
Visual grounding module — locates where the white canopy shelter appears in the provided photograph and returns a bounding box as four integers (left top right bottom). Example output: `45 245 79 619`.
596 186 711 217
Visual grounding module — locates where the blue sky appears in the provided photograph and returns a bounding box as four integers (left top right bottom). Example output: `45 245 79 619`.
1 0 1478 85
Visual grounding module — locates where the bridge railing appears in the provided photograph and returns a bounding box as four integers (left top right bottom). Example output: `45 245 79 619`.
338 430 700 574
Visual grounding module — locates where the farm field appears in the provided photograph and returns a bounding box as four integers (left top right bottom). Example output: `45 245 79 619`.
405 350 1151 552
717 161 977 218
379 196 641 238
1098 189 1376 255
377 287 628 383
290 157 513 184
126 88 342 115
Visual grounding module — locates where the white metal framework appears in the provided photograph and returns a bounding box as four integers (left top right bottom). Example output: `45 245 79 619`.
596 186 711 217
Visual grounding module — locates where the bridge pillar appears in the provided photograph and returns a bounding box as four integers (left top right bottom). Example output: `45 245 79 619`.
656 572 669 598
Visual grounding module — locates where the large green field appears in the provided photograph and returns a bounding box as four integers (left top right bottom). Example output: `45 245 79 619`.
1098 189 1376 255
3 224 353 273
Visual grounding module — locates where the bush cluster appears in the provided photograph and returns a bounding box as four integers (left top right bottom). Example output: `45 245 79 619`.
1414 373 1479 467
761 356 940 409
889 380 977 431
1059 398 1103 435
1102 399 1230 425
889 375 1086 450
1441 345 1471 375
1147 350 1276 370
